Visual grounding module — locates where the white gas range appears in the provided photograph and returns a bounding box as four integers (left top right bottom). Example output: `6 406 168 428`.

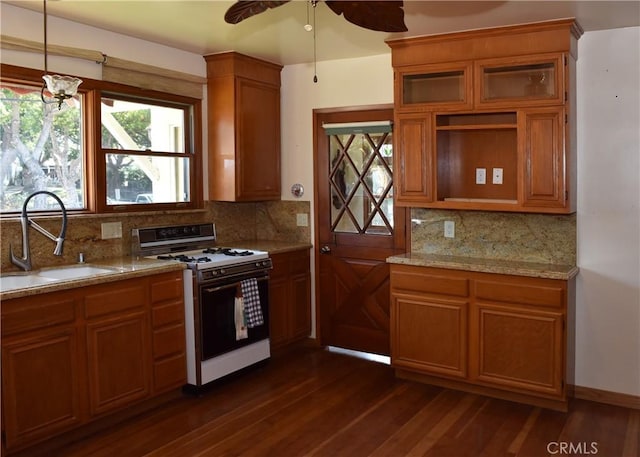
132 223 272 389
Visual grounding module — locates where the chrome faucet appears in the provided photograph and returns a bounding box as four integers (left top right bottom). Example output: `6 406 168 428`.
10 190 68 271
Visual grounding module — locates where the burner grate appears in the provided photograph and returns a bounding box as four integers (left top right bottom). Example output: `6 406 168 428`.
157 254 212 263
203 248 254 257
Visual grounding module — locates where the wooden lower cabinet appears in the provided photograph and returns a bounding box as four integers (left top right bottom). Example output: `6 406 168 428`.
390 264 572 411
269 249 312 350
1 271 186 453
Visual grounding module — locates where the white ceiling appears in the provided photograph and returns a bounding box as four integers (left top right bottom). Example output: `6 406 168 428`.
6 0 640 66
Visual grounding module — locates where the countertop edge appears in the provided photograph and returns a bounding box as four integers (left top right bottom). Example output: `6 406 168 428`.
387 253 579 281
1 259 185 301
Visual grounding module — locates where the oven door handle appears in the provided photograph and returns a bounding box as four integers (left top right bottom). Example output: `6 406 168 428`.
202 276 268 294
202 283 239 294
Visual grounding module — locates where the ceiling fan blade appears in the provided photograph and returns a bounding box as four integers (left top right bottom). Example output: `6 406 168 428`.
325 1 407 32
224 1 292 24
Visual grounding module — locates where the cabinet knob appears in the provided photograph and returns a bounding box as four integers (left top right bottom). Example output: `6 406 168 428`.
320 245 331 254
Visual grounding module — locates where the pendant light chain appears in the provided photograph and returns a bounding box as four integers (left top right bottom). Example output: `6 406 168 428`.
312 0 317 83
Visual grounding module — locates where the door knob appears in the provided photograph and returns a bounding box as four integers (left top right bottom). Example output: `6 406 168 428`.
320 245 331 254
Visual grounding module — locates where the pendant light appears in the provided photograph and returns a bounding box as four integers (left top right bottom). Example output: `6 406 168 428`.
40 0 82 109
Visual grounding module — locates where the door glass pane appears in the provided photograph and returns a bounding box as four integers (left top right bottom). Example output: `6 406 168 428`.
328 130 393 235
483 62 556 100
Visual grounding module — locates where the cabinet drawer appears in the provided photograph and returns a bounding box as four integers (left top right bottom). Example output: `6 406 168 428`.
391 268 469 297
475 280 564 308
150 274 183 304
152 301 184 328
153 324 185 359
154 354 186 392
290 251 311 274
2 297 76 336
84 284 146 318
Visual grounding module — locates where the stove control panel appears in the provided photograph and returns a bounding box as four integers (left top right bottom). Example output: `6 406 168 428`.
198 258 273 282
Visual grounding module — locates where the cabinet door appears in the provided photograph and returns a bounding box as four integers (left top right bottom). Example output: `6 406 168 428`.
519 107 567 210
471 303 564 397
268 274 289 349
86 311 150 416
475 54 565 108
396 62 473 111
290 271 312 340
394 112 434 206
236 77 281 201
2 328 82 449
391 295 468 378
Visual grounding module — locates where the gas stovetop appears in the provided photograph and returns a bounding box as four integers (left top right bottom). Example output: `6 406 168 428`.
155 248 269 270
132 223 270 272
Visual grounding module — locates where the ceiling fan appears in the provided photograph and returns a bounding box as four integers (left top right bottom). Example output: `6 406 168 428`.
224 1 408 33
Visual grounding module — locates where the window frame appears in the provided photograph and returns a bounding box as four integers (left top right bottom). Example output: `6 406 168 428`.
0 64 203 216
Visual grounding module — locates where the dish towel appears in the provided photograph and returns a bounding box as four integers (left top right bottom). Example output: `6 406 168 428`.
235 296 248 340
241 278 264 328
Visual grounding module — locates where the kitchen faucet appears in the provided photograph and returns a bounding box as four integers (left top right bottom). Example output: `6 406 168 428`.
10 190 68 271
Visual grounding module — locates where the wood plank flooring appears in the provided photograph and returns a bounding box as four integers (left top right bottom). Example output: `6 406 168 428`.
16 343 640 457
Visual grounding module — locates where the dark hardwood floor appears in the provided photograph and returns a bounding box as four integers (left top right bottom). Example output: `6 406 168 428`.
17 343 640 457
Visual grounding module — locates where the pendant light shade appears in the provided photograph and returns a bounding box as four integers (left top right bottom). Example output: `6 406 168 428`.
40 0 82 109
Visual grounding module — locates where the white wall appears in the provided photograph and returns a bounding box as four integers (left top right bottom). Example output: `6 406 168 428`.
576 27 640 396
0 4 206 79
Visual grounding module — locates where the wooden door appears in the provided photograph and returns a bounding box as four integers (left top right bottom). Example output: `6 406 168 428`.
314 106 406 356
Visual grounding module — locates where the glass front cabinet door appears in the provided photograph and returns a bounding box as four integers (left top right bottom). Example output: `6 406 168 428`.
474 54 565 107
397 62 473 111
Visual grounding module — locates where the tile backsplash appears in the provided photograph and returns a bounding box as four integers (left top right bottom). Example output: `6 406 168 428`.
411 208 576 265
0 200 311 272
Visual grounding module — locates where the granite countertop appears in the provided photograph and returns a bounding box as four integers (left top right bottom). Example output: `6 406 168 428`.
231 240 313 254
1 241 312 300
0 257 185 301
387 252 579 280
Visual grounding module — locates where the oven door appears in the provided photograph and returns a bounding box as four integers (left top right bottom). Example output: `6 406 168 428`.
199 274 269 360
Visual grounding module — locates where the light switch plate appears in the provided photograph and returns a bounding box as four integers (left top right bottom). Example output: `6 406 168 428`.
296 213 309 227
101 222 122 239
476 168 487 185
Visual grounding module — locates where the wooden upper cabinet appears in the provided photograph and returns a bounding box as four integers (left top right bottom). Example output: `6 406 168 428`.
394 112 434 205
396 62 473 111
387 19 581 214
475 53 565 108
205 52 283 202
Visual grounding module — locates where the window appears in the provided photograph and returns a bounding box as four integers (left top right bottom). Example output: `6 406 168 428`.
0 80 84 212
100 95 192 207
0 64 202 215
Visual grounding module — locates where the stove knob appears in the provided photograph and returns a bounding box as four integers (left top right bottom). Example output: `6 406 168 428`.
219 269 226 275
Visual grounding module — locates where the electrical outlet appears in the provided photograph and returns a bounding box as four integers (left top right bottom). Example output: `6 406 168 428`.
444 220 455 238
296 213 309 227
101 222 122 239
492 168 504 185
475 168 486 185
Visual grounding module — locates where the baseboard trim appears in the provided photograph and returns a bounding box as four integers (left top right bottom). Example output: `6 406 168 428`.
569 384 640 410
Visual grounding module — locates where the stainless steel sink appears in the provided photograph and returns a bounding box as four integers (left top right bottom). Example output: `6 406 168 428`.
0 273 57 291
1 265 122 292
38 265 120 280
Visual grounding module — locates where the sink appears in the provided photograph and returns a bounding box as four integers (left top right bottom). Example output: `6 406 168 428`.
0 273 56 291
38 265 120 280
1 265 121 292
